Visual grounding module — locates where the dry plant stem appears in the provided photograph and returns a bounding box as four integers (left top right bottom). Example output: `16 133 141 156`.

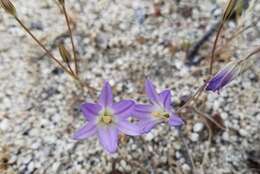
192 107 226 130
66 63 74 75
242 47 260 61
179 132 196 172
201 122 212 169
192 106 214 170
61 3 78 75
14 16 74 77
209 0 236 76
14 16 97 97
176 83 207 114
209 22 224 76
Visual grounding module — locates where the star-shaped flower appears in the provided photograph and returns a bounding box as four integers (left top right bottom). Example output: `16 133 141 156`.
133 80 183 133
73 81 141 153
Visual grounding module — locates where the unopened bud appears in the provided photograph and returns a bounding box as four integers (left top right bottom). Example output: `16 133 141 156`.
59 44 71 63
0 0 16 16
58 0 65 5
222 0 237 21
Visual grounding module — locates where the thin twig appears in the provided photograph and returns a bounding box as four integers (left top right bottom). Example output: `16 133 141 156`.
179 132 196 172
209 0 237 76
192 107 226 130
61 3 79 75
241 47 260 62
14 16 97 97
176 83 207 114
209 22 224 76
14 16 75 77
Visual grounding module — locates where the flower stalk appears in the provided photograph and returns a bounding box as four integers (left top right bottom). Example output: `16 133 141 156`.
59 0 79 75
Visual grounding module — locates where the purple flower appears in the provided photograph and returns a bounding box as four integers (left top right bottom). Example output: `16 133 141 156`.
133 80 183 133
73 81 141 153
206 61 241 92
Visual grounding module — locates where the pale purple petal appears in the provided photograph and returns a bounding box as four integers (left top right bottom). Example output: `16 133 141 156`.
206 69 229 92
133 104 155 119
206 61 240 92
159 90 171 111
98 81 113 107
80 103 102 121
73 121 97 140
138 118 161 133
97 126 118 153
111 100 135 119
168 114 184 127
117 120 142 136
145 80 161 105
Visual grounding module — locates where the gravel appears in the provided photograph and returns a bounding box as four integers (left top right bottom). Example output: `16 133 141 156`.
0 0 260 174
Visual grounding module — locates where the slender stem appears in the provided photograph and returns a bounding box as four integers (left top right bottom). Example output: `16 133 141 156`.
179 132 195 172
242 47 260 61
209 22 223 76
192 107 226 130
176 83 207 114
61 3 79 75
14 16 75 77
14 16 98 97
67 62 74 75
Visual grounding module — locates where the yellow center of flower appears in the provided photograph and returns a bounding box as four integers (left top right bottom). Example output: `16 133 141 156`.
152 111 169 119
101 115 113 124
100 109 113 124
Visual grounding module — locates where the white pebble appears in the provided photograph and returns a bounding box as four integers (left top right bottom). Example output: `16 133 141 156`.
193 122 204 132
190 133 199 142
0 119 9 131
144 132 155 141
182 163 191 172
239 129 248 137
222 132 229 141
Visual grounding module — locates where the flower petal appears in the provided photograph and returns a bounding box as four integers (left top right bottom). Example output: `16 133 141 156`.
80 103 102 121
97 126 118 153
159 90 171 111
117 120 142 136
73 121 97 140
112 100 135 119
206 61 240 92
133 104 154 119
98 81 113 107
138 118 161 133
145 80 161 105
168 114 184 127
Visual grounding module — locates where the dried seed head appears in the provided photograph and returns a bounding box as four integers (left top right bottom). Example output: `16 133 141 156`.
59 44 71 63
58 0 65 5
0 0 16 16
222 0 237 21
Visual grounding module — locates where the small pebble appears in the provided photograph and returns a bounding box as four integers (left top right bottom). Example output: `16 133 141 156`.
190 133 199 142
239 129 248 137
182 163 191 172
193 122 204 132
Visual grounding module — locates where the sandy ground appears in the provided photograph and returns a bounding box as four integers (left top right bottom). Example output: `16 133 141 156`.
0 0 260 173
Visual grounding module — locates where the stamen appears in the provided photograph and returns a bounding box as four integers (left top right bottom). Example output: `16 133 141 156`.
152 111 169 119
101 115 113 124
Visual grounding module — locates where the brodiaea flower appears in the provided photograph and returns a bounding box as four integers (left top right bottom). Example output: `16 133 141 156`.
133 80 183 133
73 81 141 153
206 61 241 92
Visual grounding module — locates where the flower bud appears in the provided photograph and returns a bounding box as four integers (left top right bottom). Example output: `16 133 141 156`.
0 0 16 16
59 44 71 63
58 0 65 5
206 60 241 92
222 0 237 21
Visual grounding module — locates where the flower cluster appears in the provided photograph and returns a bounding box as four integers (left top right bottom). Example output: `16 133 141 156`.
73 80 183 153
